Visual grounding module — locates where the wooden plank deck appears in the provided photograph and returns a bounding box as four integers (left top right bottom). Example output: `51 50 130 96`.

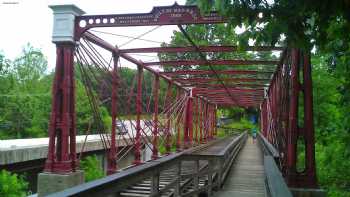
216 138 265 197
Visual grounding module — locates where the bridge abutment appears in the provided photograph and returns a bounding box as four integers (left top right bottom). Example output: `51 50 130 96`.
37 171 84 197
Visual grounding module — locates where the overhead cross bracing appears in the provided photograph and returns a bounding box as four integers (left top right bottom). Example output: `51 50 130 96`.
80 32 282 108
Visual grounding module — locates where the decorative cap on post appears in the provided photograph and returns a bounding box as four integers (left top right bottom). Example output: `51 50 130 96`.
49 4 85 43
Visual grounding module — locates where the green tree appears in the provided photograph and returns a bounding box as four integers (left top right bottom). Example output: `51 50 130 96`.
0 170 28 197
0 45 51 139
80 155 105 182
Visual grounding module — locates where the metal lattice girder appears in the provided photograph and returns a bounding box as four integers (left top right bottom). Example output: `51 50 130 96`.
176 77 270 83
144 59 279 66
205 97 263 102
160 70 273 76
119 46 284 53
182 83 269 88
192 87 264 92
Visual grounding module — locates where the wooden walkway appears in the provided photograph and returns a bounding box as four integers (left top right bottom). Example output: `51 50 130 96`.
216 138 265 197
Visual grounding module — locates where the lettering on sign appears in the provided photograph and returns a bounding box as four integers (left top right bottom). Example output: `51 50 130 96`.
77 3 225 30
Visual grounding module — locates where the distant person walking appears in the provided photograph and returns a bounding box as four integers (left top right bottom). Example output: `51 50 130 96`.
252 127 257 143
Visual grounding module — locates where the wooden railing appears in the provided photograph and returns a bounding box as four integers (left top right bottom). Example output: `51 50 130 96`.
257 133 292 197
47 133 247 197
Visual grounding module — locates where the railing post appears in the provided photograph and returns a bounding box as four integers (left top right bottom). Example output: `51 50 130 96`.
107 53 119 174
134 64 143 165
151 172 160 196
152 76 160 160
207 160 214 197
174 161 181 197
194 159 199 191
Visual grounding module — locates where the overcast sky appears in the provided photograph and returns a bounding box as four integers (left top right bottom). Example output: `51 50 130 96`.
0 0 186 71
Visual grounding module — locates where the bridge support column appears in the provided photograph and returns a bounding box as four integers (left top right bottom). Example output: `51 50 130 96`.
107 54 119 174
302 52 317 187
38 5 85 197
199 99 203 143
260 100 267 137
151 76 160 159
183 93 193 149
175 89 183 152
286 49 318 188
165 82 173 154
134 65 143 165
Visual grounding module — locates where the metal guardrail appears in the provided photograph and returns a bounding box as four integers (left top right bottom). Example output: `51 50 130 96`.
47 133 247 197
257 133 293 197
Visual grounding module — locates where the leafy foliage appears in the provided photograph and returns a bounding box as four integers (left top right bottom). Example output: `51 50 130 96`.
0 170 28 197
80 155 105 182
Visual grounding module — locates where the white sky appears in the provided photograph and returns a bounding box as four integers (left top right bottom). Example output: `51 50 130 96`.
0 0 186 71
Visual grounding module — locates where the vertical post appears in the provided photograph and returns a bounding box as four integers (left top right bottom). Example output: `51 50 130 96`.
286 48 299 185
199 99 203 143
165 82 173 154
152 76 160 160
183 93 193 149
302 52 317 187
260 100 267 137
194 159 199 191
134 65 143 165
107 54 119 174
203 102 208 142
208 105 212 140
194 97 199 143
207 160 214 197
174 161 181 197
176 89 182 152
45 43 77 173
151 172 160 196
210 105 214 139
214 105 218 136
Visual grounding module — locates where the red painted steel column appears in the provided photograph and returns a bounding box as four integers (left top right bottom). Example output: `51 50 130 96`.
107 54 119 174
183 94 193 149
134 65 143 165
286 48 299 185
214 106 217 136
152 76 160 160
194 97 198 144
260 100 267 137
204 102 208 142
44 43 77 173
199 99 203 144
165 82 173 154
176 89 182 151
208 105 213 140
212 105 215 138
302 52 317 187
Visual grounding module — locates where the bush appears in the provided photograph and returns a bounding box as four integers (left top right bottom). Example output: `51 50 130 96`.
80 155 105 182
0 170 28 197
